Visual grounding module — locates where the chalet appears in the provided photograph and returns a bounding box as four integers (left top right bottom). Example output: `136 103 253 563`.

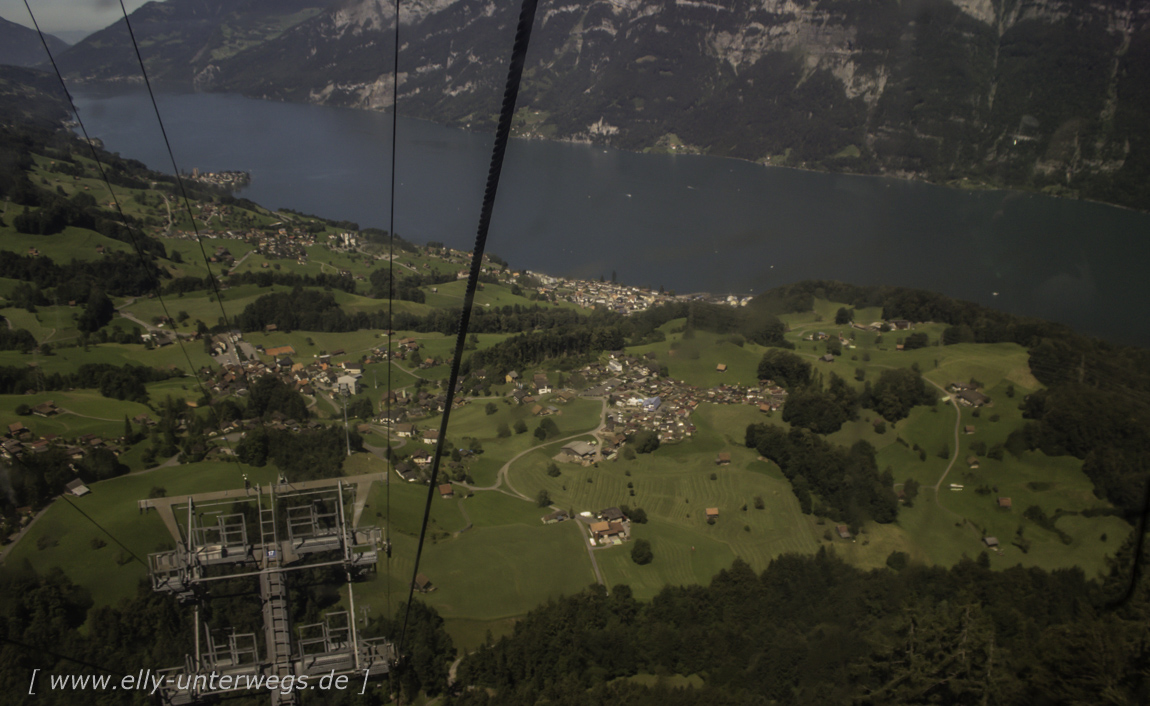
413 573 435 593
716 451 731 466
506 370 520 383
997 497 1012 509
438 484 454 499
820 354 835 363
836 525 852 539
983 536 999 548
395 462 419 482
716 364 727 373
511 390 529 405
395 423 415 438
65 478 91 497
531 404 545 416
533 374 551 394
557 390 576 403
8 422 28 436
541 510 569 524
966 455 981 469
705 507 720 521
422 429 440 443
964 425 976 435
265 324 278 332
890 319 912 330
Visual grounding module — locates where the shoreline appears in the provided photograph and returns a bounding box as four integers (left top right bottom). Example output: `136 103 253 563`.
72 80 1148 216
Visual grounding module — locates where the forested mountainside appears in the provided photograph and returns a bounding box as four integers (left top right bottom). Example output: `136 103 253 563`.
54 0 1150 210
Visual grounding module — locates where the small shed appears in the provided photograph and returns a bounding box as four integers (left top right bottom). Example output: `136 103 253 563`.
997 497 1012 509
65 478 90 497
983 536 999 548
836 525 851 539
966 456 980 469
716 364 727 373
716 451 731 465
413 573 435 592
964 425 976 435
705 507 720 520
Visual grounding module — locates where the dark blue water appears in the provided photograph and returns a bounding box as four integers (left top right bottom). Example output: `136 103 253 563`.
73 89 1150 345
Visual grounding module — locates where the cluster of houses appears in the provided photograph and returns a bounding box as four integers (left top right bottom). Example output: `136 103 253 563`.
567 353 788 448
187 168 250 189
169 223 316 265
511 271 752 315
3 411 127 467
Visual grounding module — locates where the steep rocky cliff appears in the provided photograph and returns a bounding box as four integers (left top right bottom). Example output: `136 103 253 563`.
57 0 1150 209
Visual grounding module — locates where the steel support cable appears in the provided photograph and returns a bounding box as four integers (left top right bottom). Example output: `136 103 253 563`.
398 0 540 655
385 0 402 632
20 1 243 466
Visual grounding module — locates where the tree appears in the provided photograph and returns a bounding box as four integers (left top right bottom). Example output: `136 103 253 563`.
903 478 920 507
537 417 559 439
630 539 653 565
496 422 511 438
835 307 854 325
629 430 660 454
546 462 561 477
903 332 929 350
77 288 114 333
485 402 498 415
513 419 527 434
536 489 552 507
757 349 812 389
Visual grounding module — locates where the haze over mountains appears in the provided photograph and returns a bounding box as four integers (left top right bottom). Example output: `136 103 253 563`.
44 0 1150 210
0 15 69 67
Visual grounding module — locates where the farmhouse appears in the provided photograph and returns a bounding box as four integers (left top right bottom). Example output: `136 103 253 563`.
716 451 731 466
706 507 720 521
998 497 1012 509
32 401 60 417
967 456 980 469
438 484 454 498
561 441 597 463
836 525 852 539
542 510 569 524
716 364 727 373
598 507 626 523
820 354 834 363
957 389 991 407
422 429 439 443
590 520 628 545
983 536 999 548
395 423 415 438
964 425 976 435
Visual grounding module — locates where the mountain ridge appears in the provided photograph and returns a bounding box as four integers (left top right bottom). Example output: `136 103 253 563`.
0 15 69 68
54 0 1150 210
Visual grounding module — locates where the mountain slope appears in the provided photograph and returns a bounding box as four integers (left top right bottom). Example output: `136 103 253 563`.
54 0 328 84
58 0 1150 210
0 15 69 67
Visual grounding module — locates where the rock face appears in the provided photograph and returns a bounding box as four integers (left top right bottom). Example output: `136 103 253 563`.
56 0 1150 209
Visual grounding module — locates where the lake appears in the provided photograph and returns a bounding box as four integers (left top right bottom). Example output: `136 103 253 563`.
72 89 1150 345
